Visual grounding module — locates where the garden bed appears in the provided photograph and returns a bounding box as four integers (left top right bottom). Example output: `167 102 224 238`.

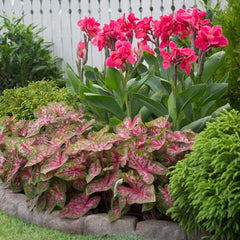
0 183 206 240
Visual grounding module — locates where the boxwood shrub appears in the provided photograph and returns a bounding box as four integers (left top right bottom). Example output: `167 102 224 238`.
169 109 240 240
0 80 81 120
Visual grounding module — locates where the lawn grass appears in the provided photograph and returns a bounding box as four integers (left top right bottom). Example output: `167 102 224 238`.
0 210 145 240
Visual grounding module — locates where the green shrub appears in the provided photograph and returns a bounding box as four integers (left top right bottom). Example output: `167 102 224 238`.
203 0 240 110
0 15 63 93
169 109 240 240
0 80 81 120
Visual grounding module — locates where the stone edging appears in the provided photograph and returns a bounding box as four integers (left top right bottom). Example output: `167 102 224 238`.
0 185 205 240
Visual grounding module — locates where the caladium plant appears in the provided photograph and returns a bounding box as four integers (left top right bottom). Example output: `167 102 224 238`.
0 102 194 221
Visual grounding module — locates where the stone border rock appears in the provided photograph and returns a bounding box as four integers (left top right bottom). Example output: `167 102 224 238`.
0 185 207 240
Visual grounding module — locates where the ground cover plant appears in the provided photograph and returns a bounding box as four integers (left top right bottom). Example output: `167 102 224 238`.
0 15 62 94
0 80 81 121
67 7 229 132
169 109 240 240
0 102 194 221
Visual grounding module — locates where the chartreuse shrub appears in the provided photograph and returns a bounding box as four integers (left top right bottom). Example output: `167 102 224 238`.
169 109 240 240
0 80 81 121
0 102 194 221
0 15 62 93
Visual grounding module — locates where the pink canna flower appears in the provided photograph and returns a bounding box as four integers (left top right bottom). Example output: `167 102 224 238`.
134 16 153 42
175 8 210 32
194 25 228 51
106 40 136 69
77 17 101 40
134 41 155 59
76 41 85 59
153 14 174 48
160 41 198 75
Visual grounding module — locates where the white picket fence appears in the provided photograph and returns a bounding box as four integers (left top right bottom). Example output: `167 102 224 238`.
0 0 227 72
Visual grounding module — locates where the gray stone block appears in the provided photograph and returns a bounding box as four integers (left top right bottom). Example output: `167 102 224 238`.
136 220 187 240
110 215 137 235
83 213 111 236
47 211 85 234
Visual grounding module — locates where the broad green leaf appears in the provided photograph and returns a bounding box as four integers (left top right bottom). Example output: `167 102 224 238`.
84 93 125 120
146 75 171 94
143 51 159 71
132 93 168 117
178 84 207 112
105 67 123 92
181 116 211 132
199 83 228 106
66 63 80 94
201 51 226 83
128 70 152 93
168 92 177 126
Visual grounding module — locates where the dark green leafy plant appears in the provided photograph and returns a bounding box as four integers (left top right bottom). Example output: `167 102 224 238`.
0 102 194 222
0 80 81 120
0 15 63 93
168 109 240 240
201 0 240 110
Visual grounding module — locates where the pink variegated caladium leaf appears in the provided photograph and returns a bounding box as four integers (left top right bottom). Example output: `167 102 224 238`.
39 171 55 182
146 135 166 152
10 120 29 137
86 159 102 183
117 172 156 204
6 152 27 183
10 174 23 192
108 197 128 222
72 178 87 191
55 162 86 181
36 180 50 194
145 115 171 136
36 194 46 213
115 115 147 139
65 125 121 154
15 139 35 159
41 149 68 174
24 182 37 200
156 185 172 214
0 155 6 176
86 171 121 195
45 191 56 213
27 198 35 212
127 150 168 184
25 144 56 167
26 111 55 138
3 137 23 151
49 179 66 209
20 167 32 185
0 132 5 145
59 193 100 219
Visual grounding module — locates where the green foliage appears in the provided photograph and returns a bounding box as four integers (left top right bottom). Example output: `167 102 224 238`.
169 109 240 240
0 15 63 93
203 0 240 110
0 80 81 120
67 50 229 132
0 102 194 222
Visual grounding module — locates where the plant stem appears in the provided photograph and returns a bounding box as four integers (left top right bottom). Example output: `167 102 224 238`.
123 67 131 118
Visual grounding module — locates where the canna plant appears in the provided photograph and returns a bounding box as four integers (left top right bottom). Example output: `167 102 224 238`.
0 102 194 221
67 8 229 132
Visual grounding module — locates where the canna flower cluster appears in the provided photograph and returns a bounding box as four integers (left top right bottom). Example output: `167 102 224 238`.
77 8 228 75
